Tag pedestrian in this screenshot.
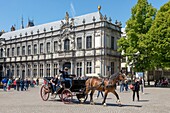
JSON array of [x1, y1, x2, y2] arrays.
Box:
[[13, 78, 17, 90], [96, 91, 104, 99], [36, 77, 39, 86], [125, 80, 128, 91], [7, 78, 12, 91], [1, 77, 8, 91], [25, 78, 29, 90], [20, 78, 25, 91], [132, 78, 140, 101], [120, 80, 125, 92], [16, 78, 20, 91]]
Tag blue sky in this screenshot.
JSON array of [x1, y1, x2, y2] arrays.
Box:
[[0, 0, 169, 32]]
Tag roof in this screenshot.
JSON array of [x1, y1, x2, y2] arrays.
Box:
[[0, 12, 102, 40]]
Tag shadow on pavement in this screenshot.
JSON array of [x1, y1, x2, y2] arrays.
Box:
[[138, 100, 149, 102]]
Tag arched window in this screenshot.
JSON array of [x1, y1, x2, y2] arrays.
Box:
[[64, 39, 70, 50]]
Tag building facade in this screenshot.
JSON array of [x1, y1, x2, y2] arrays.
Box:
[[0, 10, 122, 79]]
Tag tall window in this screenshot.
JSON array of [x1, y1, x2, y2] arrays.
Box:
[[77, 37, 82, 49], [34, 44, 37, 55], [40, 64, 43, 78], [54, 41, 58, 52], [12, 48, 14, 56], [11, 66, 14, 77], [22, 46, 25, 55], [27, 64, 31, 78], [46, 64, 50, 77], [33, 64, 37, 78], [7, 48, 10, 57], [17, 65, 20, 77], [86, 61, 92, 74], [111, 62, 114, 74], [40, 43, 43, 54], [0, 49, 3, 58], [54, 63, 58, 76], [86, 36, 92, 49], [28, 45, 31, 55], [111, 36, 115, 50], [64, 39, 70, 50], [17, 47, 20, 56], [47, 42, 50, 53], [77, 62, 82, 77]]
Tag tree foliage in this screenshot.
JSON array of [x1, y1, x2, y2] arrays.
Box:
[[147, 1, 170, 68], [118, 0, 157, 71]]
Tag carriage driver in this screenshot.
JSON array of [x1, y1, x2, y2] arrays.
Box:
[[50, 75, 61, 94], [59, 67, 72, 88]]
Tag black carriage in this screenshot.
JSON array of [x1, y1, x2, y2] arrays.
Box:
[[40, 77, 88, 104]]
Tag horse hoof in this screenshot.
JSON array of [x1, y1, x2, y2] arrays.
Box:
[[103, 103, 107, 106]]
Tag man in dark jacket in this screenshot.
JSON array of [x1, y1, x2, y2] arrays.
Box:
[[132, 78, 140, 101], [59, 67, 72, 88], [16, 78, 20, 91]]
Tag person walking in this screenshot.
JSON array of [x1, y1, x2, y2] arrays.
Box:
[[7, 78, 12, 91], [20, 78, 25, 91], [96, 91, 104, 99], [1, 77, 8, 91], [16, 78, 20, 91], [119, 80, 125, 92], [36, 78, 39, 86], [132, 78, 140, 101], [13, 78, 17, 90], [25, 78, 29, 90]]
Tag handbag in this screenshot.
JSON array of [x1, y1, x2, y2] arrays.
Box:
[[130, 84, 134, 90]]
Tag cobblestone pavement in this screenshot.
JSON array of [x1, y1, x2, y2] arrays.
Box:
[[0, 86, 170, 113]]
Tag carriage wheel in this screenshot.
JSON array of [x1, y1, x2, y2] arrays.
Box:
[[40, 85, 50, 101], [61, 89, 73, 104]]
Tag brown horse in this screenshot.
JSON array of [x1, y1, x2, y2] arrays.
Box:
[[85, 72, 126, 106]]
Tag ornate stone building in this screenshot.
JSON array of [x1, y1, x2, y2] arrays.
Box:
[[0, 10, 122, 79]]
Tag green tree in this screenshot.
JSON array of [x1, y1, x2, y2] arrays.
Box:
[[118, 0, 157, 71], [147, 1, 170, 69]]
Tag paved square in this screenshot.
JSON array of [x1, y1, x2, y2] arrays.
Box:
[[0, 86, 170, 113]]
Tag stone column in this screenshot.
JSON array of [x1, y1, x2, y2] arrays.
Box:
[[43, 61, 46, 77], [37, 62, 40, 78], [50, 61, 53, 77], [70, 60, 74, 74]]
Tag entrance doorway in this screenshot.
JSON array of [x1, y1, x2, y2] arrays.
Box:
[[22, 70, 25, 79]]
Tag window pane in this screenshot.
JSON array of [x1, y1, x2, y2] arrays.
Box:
[[22, 46, 25, 55], [34, 45, 37, 55], [17, 47, 20, 56], [54, 41, 58, 52], [64, 39, 70, 50], [86, 36, 92, 49], [47, 42, 50, 53], [40, 43, 43, 53], [77, 37, 82, 49], [111, 37, 114, 50]]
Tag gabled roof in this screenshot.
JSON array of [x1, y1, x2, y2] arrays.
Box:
[[1, 12, 102, 40]]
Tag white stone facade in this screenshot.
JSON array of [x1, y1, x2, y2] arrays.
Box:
[[0, 11, 121, 79]]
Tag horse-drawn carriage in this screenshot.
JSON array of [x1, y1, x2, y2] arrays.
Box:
[[40, 72, 126, 106], [40, 76, 88, 104]]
